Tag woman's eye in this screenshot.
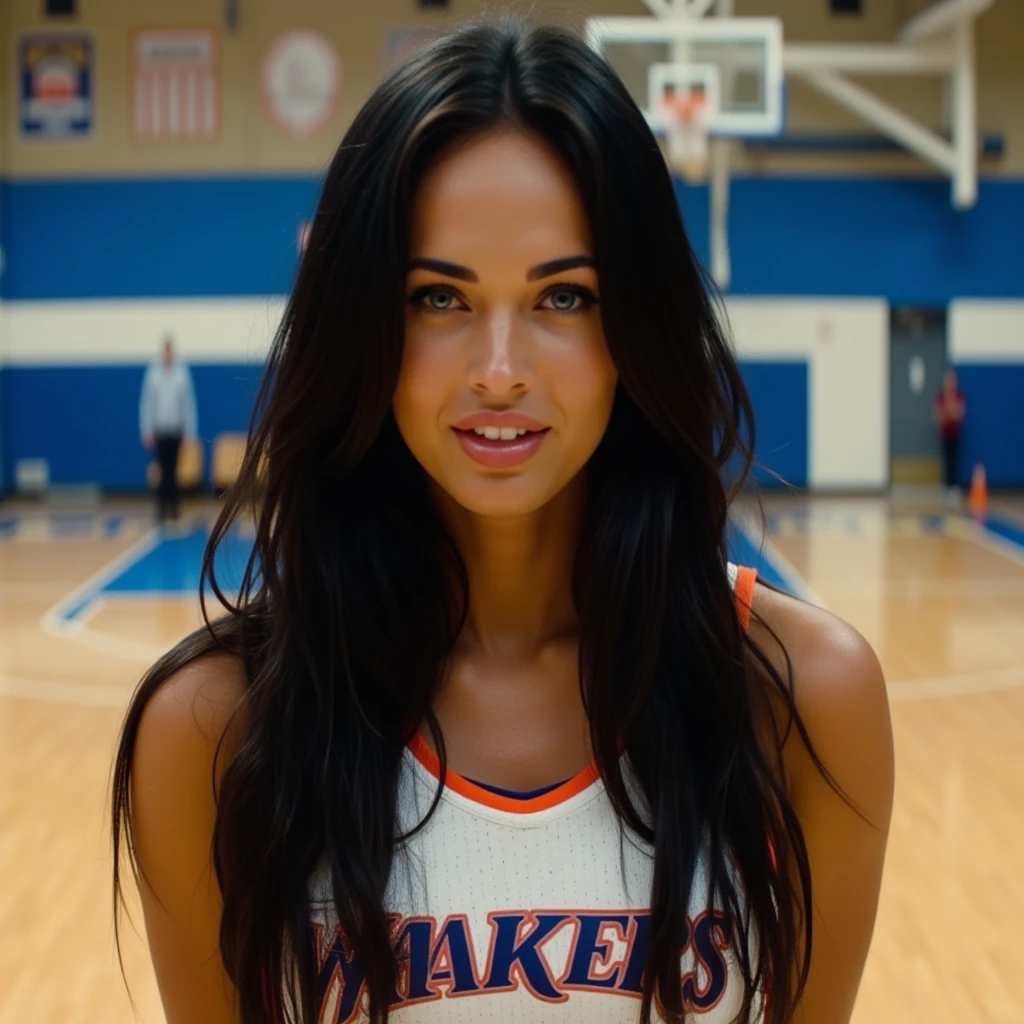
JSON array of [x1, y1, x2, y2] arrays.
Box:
[[427, 290, 457, 311], [412, 287, 465, 312], [540, 287, 598, 314]]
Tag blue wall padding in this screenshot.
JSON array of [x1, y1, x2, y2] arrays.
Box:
[[2, 360, 808, 491], [3, 175, 1023, 303], [4, 363, 264, 490], [4, 173, 1024, 490], [0, 367, 5, 491], [954, 364, 1024, 487], [6, 176, 323, 300], [676, 176, 1024, 305], [737, 361, 809, 489]]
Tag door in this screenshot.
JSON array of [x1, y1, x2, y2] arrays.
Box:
[[890, 308, 947, 485]]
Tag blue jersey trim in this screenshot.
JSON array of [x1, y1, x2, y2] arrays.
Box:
[[466, 777, 569, 801]]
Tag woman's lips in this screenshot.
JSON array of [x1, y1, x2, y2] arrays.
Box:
[[453, 411, 548, 433], [452, 427, 549, 468]]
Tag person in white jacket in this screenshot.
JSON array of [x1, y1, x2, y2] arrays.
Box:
[[139, 336, 198, 520]]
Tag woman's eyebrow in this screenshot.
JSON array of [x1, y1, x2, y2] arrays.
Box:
[[527, 255, 595, 281], [407, 254, 596, 283], [407, 257, 478, 282]]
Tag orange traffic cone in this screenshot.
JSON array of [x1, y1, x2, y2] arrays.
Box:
[[969, 462, 988, 520]]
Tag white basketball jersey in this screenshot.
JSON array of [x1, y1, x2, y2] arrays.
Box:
[[308, 567, 762, 1023]]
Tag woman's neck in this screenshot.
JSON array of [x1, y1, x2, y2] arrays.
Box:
[[432, 474, 585, 658]]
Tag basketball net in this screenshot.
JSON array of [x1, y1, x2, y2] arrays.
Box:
[[662, 91, 710, 184]]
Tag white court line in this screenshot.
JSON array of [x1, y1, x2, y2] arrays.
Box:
[[44, 595, 178, 662], [811, 578, 1024, 599], [889, 665, 1024, 702], [0, 673, 132, 708], [40, 526, 162, 637], [62, 602, 170, 662], [4, 663, 1019, 709], [947, 515, 1024, 571], [98, 589, 209, 603], [64, 626, 168, 662]]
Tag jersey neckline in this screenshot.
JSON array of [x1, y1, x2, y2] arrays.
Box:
[[406, 564, 756, 817], [405, 732, 602, 815]]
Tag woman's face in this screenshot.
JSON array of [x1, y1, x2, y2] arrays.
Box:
[[393, 130, 618, 518]]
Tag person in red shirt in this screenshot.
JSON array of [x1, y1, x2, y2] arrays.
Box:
[[935, 368, 966, 491]]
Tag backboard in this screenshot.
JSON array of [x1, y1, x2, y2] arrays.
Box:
[[586, 16, 785, 138]]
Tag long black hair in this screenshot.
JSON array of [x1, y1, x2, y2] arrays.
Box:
[[114, 17, 823, 1023]]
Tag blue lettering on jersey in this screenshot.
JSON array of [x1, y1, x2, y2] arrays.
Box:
[[482, 912, 571, 1001], [313, 908, 736, 1022], [428, 915, 482, 995], [618, 911, 651, 995], [312, 922, 367, 1024], [394, 917, 434, 1003], [682, 911, 733, 1012], [562, 913, 633, 990]]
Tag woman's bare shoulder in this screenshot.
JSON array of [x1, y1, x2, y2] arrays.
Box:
[[746, 581, 893, 814], [136, 650, 248, 757], [131, 650, 249, 875], [748, 582, 886, 723]]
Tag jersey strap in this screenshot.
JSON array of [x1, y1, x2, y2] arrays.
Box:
[[733, 565, 758, 633]]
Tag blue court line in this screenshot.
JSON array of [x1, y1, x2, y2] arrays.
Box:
[[49, 514, 802, 626], [980, 514, 1024, 558], [56, 523, 253, 625]]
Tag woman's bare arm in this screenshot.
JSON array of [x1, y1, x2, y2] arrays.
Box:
[[131, 653, 247, 1023], [752, 586, 895, 1023]]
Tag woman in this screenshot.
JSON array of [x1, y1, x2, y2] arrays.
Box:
[[112, 18, 893, 1024]]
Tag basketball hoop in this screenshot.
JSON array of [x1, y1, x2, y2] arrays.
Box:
[[662, 88, 710, 183]]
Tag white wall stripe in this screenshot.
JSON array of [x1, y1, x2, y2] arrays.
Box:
[[728, 297, 890, 489], [1, 295, 898, 490], [950, 300, 1024, 363], [3, 298, 285, 365]]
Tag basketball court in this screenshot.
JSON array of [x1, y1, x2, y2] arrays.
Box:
[[2, 0, 1023, 1020], [2, 494, 1023, 1022]]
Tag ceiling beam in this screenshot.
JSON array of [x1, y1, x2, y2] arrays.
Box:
[[901, 0, 994, 42], [799, 70, 957, 176], [785, 43, 954, 75]]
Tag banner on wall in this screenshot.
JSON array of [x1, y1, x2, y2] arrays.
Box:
[[261, 30, 341, 138], [133, 29, 218, 143], [384, 27, 443, 73], [18, 33, 95, 140]]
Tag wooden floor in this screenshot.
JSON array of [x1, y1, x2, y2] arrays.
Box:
[[2, 494, 1023, 1023]]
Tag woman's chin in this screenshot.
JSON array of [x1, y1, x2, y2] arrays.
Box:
[[434, 473, 561, 520]]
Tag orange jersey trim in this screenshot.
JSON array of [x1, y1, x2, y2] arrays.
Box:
[[406, 732, 602, 815], [407, 566, 757, 813], [734, 566, 757, 633]]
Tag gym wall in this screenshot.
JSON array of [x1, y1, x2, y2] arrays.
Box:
[[0, 0, 1021, 492]]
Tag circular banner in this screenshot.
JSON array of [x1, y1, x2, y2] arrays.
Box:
[[262, 30, 340, 137]]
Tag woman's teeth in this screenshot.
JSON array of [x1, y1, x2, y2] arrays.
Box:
[[472, 427, 529, 441]]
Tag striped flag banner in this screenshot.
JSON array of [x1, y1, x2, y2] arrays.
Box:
[[133, 29, 218, 143]]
